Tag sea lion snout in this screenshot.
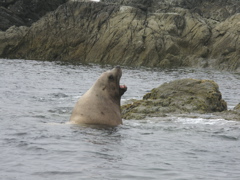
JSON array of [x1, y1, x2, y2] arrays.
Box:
[[113, 66, 122, 73], [110, 66, 122, 80]]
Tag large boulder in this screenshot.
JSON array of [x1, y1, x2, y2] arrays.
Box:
[[121, 79, 227, 120]]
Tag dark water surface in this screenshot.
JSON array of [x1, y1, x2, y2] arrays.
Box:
[[1, 59, 240, 180]]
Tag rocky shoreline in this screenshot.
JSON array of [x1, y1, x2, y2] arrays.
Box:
[[0, 0, 239, 72]]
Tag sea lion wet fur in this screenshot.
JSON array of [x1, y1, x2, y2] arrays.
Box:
[[70, 66, 127, 126]]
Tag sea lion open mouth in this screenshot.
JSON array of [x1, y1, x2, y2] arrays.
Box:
[[114, 66, 127, 96], [119, 84, 127, 96]]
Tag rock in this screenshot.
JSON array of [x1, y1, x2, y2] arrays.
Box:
[[0, 1, 209, 65], [0, 0, 67, 31], [102, 0, 240, 22], [208, 14, 240, 72], [121, 78, 227, 120], [0, 0, 240, 72], [218, 103, 240, 121], [0, 25, 28, 56], [233, 103, 240, 112], [213, 110, 240, 121]]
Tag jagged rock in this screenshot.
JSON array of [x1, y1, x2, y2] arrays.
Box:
[[208, 14, 240, 72], [0, 1, 210, 65], [102, 0, 240, 22], [0, 0, 67, 31], [0, 25, 28, 56], [121, 79, 227, 120], [0, 0, 239, 72]]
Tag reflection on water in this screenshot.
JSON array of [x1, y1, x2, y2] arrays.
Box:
[[0, 59, 240, 180]]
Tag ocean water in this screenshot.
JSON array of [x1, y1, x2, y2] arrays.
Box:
[[0, 59, 240, 180]]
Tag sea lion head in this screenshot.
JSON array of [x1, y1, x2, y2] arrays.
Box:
[[95, 66, 127, 100]]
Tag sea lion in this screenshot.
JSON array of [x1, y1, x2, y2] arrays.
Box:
[[70, 66, 127, 126]]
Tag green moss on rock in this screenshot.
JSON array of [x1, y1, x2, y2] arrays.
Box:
[[121, 78, 227, 120]]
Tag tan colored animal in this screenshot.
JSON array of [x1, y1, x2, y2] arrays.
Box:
[[70, 66, 127, 126]]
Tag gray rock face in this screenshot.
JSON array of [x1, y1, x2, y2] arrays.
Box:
[[121, 79, 227, 120], [0, 0, 67, 31], [0, 0, 240, 72], [0, 25, 28, 56]]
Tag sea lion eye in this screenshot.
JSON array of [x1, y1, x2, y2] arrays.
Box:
[[108, 75, 114, 81]]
